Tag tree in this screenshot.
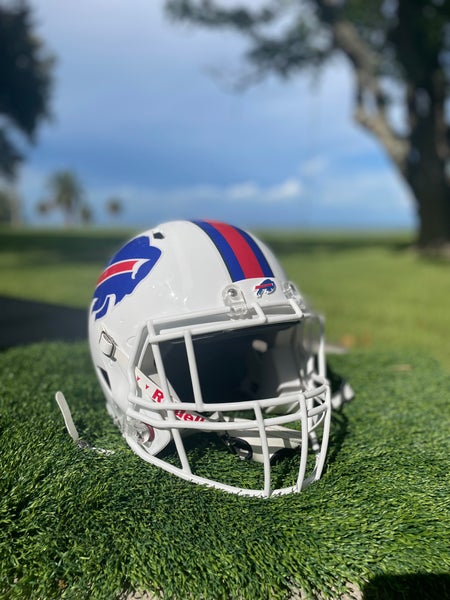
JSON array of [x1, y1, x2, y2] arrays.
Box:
[[80, 203, 93, 225], [0, 0, 53, 179], [38, 170, 86, 226], [0, 184, 20, 224], [105, 196, 123, 220], [166, 0, 450, 254], [0, 187, 12, 223]]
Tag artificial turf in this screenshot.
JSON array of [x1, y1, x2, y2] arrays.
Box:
[[0, 342, 449, 599]]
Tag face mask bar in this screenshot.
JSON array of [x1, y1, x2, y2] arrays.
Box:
[[123, 300, 331, 498]]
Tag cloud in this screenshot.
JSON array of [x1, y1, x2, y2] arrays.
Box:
[[266, 178, 303, 200], [300, 155, 329, 177], [22, 1, 415, 232], [320, 169, 411, 212], [227, 182, 259, 200], [226, 178, 303, 203], [20, 157, 414, 230]]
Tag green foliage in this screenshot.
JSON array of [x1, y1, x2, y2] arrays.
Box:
[[166, 0, 450, 81], [39, 171, 87, 227], [0, 0, 54, 177], [0, 343, 449, 599], [165, 1, 450, 249]]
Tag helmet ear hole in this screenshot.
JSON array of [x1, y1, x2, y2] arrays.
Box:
[[139, 345, 156, 376]]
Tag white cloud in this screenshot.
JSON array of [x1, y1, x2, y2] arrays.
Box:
[[300, 155, 329, 177], [320, 169, 412, 212], [22, 1, 415, 231], [225, 177, 303, 203], [227, 181, 259, 200], [266, 178, 303, 200]]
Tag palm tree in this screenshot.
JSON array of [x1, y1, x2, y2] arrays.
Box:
[[105, 196, 123, 220], [0, 185, 20, 224], [80, 203, 93, 225], [40, 169, 85, 226]]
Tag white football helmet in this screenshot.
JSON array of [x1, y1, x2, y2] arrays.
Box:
[[88, 220, 333, 497]]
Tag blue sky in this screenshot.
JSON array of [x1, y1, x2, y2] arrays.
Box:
[[19, 0, 415, 230]]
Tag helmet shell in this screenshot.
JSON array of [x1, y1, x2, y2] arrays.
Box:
[[88, 220, 331, 497]]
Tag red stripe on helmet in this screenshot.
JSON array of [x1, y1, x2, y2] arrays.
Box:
[[206, 220, 266, 280]]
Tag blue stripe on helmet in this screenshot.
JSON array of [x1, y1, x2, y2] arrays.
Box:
[[192, 220, 245, 281]]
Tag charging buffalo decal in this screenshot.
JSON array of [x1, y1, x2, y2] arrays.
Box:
[[92, 236, 162, 320]]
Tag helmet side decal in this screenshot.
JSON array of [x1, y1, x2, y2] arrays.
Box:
[[192, 219, 274, 282], [92, 236, 162, 320]]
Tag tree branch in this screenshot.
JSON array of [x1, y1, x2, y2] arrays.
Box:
[[165, 0, 278, 32], [331, 18, 409, 173]]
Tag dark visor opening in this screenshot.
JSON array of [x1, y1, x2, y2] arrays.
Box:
[[159, 322, 297, 405]]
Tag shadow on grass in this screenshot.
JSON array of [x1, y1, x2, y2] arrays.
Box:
[[0, 296, 86, 349], [363, 573, 450, 600], [326, 409, 349, 469]]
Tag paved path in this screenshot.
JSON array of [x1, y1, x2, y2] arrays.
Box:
[[0, 296, 87, 349]]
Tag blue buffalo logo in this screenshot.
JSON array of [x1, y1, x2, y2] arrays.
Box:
[[92, 236, 162, 320], [254, 278, 276, 297]]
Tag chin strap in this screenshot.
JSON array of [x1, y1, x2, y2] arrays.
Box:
[[55, 391, 80, 443], [55, 391, 114, 455]]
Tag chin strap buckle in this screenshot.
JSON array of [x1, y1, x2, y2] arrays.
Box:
[[221, 433, 253, 461], [55, 391, 114, 455]]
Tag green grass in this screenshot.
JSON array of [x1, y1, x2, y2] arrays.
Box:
[[0, 228, 133, 307], [262, 231, 450, 371], [0, 226, 449, 370], [0, 343, 449, 599], [0, 227, 449, 598]]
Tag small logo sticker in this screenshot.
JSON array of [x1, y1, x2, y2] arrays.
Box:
[[254, 278, 276, 297]]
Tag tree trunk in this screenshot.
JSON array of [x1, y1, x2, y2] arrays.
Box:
[[409, 166, 450, 251], [395, 0, 450, 254], [335, 8, 450, 255], [406, 76, 450, 252]]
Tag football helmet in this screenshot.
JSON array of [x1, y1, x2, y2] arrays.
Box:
[[88, 219, 333, 497]]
